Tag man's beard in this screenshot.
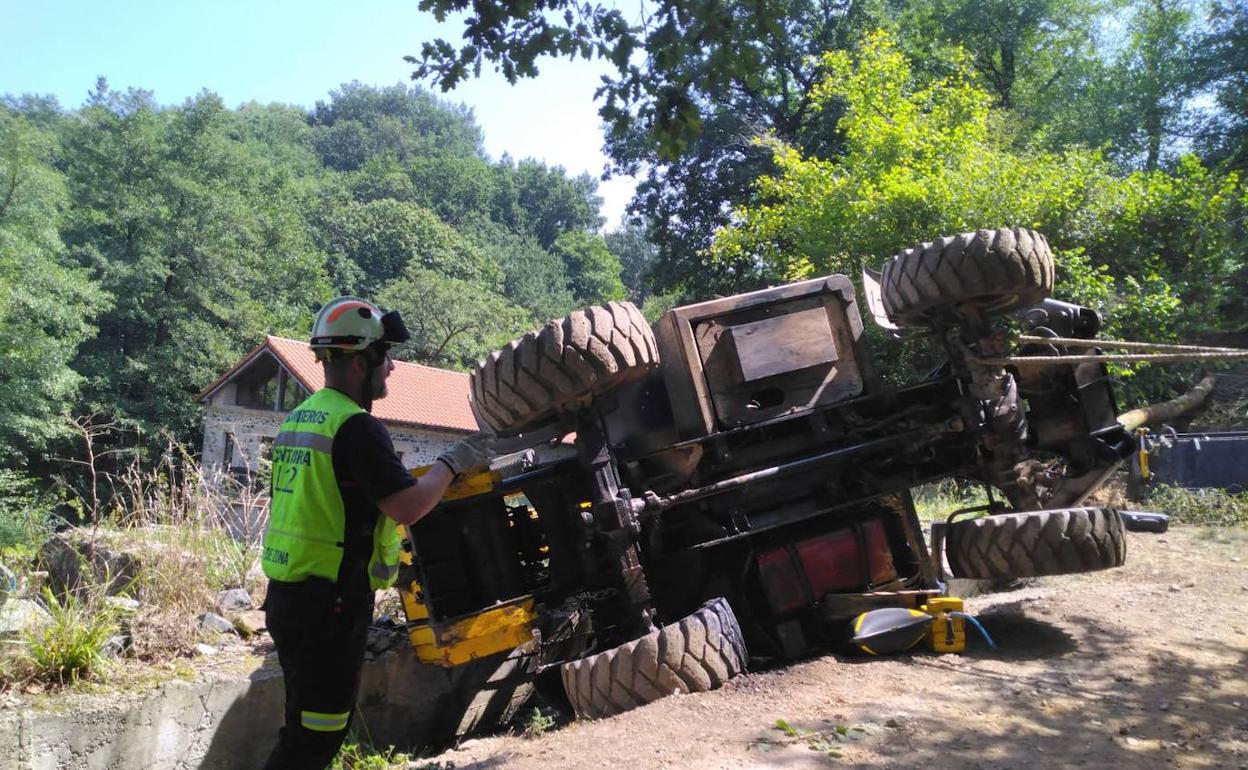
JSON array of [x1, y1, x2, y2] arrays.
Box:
[[371, 378, 388, 400]]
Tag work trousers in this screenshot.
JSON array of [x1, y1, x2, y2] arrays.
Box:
[[262, 578, 373, 770]]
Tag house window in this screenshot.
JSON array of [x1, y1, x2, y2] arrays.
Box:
[[222, 432, 237, 469]]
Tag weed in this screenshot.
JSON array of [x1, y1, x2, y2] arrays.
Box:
[[522, 705, 557, 738], [330, 739, 410, 770], [754, 718, 871, 758], [1148, 485, 1248, 527], [23, 586, 118, 686], [912, 480, 990, 522]]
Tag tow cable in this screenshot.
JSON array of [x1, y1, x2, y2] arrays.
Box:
[[969, 336, 1248, 367]]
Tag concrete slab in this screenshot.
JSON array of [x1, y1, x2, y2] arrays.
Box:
[[0, 641, 513, 769]]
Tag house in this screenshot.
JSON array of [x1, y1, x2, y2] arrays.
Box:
[[196, 336, 477, 475]]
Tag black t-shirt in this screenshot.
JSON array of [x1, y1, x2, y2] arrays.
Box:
[[331, 409, 416, 592]]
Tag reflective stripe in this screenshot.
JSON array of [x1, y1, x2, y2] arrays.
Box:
[[273, 431, 335, 453], [370, 561, 398, 581], [300, 710, 350, 732]]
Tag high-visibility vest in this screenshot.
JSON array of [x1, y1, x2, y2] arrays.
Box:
[[261, 388, 402, 590]]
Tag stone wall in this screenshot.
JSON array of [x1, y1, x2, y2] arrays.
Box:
[[200, 405, 464, 474]]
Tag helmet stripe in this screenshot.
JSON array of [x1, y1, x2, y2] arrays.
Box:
[[326, 301, 374, 323]]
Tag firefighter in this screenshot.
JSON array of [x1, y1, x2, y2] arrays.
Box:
[[260, 296, 493, 769]]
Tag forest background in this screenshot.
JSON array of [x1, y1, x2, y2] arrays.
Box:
[[1, 0, 1246, 522]]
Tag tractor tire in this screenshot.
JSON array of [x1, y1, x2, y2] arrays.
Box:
[[946, 507, 1126, 580], [880, 227, 1055, 327], [560, 598, 747, 720], [437, 641, 538, 741], [470, 301, 659, 435]]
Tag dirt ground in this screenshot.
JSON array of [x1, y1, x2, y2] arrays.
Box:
[[424, 526, 1248, 770]]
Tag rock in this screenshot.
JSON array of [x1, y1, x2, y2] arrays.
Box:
[[886, 718, 901, 728], [37, 533, 140, 598], [0, 598, 52, 637], [1160, 702, 1171, 712], [1168, 585, 1181, 593], [198, 611, 237, 637], [217, 588, 253, 612], [105, 596, 140, 614], [366, 625, 399, 654], [1119, 725, 1130, 735], [232, 610, 267, 638], [100, 634, 130, 659], [193, 643, 217, 656]]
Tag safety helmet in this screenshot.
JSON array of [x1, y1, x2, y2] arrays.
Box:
[[309, 296, 410, 355]]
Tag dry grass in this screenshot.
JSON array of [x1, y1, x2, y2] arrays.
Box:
[[2, 440, 269, 688], [102, 445, 268, 659]]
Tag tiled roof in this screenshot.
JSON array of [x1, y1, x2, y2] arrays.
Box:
[[198, 336, 477, 433]]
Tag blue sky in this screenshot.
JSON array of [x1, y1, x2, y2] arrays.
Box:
[[0, 0, 636, 227]]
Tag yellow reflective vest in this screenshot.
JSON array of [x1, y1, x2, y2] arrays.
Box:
[[261, 388, 401, 590]]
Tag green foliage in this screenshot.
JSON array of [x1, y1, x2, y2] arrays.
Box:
[[379, 265, 530, 370], [329, 739, 409, 770], [0, 469, 53, 554], [522, 705, 557, 738], [712, 29, 1246, 401], [320, 198, 502, 296], [550, 231, 626, 305], [1198, 0, 1248, 170], [24, 587, 118, 686], [59, 85, 330, 440], [912, 480, 990, 522], [464, 217, 576, 321], [1148, 484, 1248, 527], [606, 222, 659, 303], [0, 111, 105, 464]]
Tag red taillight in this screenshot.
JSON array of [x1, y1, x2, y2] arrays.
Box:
[[756, 519, 898, 615]]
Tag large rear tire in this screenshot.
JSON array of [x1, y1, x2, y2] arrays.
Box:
[[560, 598, 747, 720], [434, 641, 538, 741], [470, 301, 659, 435], [881, 228, 1055, 327], [946, 507, 1126, 580]]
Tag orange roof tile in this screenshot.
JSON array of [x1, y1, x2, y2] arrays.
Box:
[[199, 336, 477, 433]]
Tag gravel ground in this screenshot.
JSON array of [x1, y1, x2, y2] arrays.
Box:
[[421, 526, 1248, 770]]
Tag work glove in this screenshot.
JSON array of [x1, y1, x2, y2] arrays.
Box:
[[436, 433, 496, 476]]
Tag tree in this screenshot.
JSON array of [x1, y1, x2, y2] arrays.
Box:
[[1196, 0, 1248, 170], [1112, 0, 1204, 171], [550, 230, 626, 304], [310, 82, 484, 169], [711, 30, 1245, 399], [410, 0, 874, 160], [60, 85, 330, 440], [463, 217, 576, 321], [378, 265, 529, 370], [897, 0, 1104, 110], [410, 0, 883, 298], [509, 159, 603, 248], [0, 110, 104, 465], [316, 198, 502, 296], [605, 222, 658, 303]]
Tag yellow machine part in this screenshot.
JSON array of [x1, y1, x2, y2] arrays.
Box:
[[409, 464, 501, 501], [922, 596, 966, 654], [401, 587, 536, 667], [1137, 427, 1151, 480], [396, 464, 534, 667]]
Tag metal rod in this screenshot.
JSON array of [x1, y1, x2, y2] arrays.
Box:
[[1018, 335, 1248, 353], [648, 429, 930, 511]]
